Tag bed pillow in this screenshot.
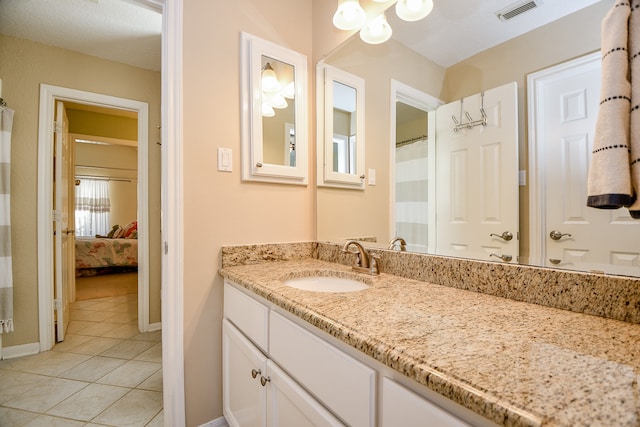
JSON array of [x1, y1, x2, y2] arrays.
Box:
[[123, 221, 138, 238], [107, 224, 120, 238]]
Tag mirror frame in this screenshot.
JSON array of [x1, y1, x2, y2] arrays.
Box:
[[240, 32, 308, 185], [316, 61, 366, 189]]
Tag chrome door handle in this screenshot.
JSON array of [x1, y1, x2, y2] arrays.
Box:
[[549, 230, 572, 241], [490, 231, 513, 241], [490, 253, 512, 262]]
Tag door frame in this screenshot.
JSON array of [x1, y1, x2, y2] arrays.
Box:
[[389, 80, 442, 249], [37, 85, 151, 350], [527, 51, 600, 266]]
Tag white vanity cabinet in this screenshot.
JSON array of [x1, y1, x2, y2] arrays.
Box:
[[223, 283, 344, 427], [381, 377, 471, 427]]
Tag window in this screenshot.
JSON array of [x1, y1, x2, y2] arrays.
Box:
[[75, 178, 110, 237]]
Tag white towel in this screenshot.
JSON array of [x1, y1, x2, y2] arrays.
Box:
[[628, 0, 640, 218], [587, 1, 633, 209]]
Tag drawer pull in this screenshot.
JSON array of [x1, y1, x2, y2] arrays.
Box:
[[251, 369, 261, 379], [260, 376, 271, 387]]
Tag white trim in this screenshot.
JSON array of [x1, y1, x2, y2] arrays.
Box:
[[389, 80, 443, 247], [37, 85, 151, 350], [148, 321, 162, 332], [526, 52, 601, 267], [198, 416, 230, 427], [161, 0, 186, 424], [1, 342, 40, 360]]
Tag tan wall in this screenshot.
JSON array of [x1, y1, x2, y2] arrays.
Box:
[[182, 0, 316, 424], [318, 37, 446, 243], [442, 0, 608, 261], [66, 108, 138, 141], [0, 33, 162, 346]]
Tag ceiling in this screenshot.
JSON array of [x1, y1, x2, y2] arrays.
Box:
[[388, 0, 603, 67], [0, 0, 603, 73], [0, 0, 162, 71]]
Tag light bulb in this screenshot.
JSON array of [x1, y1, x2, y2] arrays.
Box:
[[261, 64, 280, 93], [333, 0, 366, 30], [270, 93, 288, 109], [360, 13, 392, 45], [262, 103, 275, 117], [395, 0, 433, 22]]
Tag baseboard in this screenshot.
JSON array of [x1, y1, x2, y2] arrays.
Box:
[[148, 321, 162, 332], [1, 342, 40, 360], [198, 416, 229, 427]]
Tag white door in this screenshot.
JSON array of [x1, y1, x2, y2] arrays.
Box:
[[266, 360, 343, 427], [535, 55, 640, 275], [435, 82, 519, 262], [223, 319, 267, 427], [54, 101, 72, 342]]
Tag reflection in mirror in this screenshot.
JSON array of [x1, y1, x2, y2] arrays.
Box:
[[240, 32, 308, 185], [332, 81, 357, 174], [261, 56, 296, 167], [316, 1, 640, 277], [317, 62, 365, 189]]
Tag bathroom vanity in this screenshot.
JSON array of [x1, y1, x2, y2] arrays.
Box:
[[219, 242, 640, 427]]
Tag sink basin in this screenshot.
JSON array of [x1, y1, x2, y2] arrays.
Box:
[[283, 275, 369, 293]]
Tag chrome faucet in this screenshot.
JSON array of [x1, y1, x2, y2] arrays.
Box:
[[342, 240, 380, 275], [388, 237, 407, 251]]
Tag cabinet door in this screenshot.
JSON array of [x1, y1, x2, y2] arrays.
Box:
[[381, 377, 471, 427], [223, 319, 267, 427], [266, 360, 344, 427]]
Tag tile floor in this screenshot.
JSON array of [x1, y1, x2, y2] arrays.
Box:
[[0, 293, 163, 426]]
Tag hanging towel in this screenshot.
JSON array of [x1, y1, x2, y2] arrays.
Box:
[[587, 1, 634, 209], [628, 0, 640, 218], [0, 106, 14, 333]]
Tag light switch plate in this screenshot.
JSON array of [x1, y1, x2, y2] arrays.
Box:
[[218, 148, 232, 172], [368, 169, 376, 186]]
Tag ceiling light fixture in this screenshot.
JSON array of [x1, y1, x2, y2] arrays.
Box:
[[395, 0, 433, 22], [333, 0, 367, 30], [332, 0, 434, 44], [359, 13, 392, 44]]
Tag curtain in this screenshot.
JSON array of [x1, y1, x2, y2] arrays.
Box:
[[0, 106, 14, 334], [75, 178, 111, 237], [395, 139, 429, 253]]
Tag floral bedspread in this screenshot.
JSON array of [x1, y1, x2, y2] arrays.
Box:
[[75, 237, 138, 269]]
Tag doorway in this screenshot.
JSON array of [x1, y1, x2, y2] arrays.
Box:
[[37, 85, 152, 351]]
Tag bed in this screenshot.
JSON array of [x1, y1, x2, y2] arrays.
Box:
[[75, 237, 138, 277]]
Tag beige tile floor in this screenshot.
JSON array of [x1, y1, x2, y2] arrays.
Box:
[[0, 293, 163, 426]]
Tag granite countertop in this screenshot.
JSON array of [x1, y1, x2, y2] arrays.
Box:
[[219, 258, 640, 427]]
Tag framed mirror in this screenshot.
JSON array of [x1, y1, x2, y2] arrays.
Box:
[[240, 32, 308, 185], [316, 62, 365, 189]]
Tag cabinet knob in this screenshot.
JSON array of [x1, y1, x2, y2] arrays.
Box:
[[260, 376, 271, 387], [251, 369, 261, 379]]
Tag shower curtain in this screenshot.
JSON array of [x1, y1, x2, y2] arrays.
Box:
[[0, 105, 14, 333], [395, 139, 429, 253]]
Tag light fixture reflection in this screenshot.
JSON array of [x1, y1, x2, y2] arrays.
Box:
[[333, 0, 366, 30], [283, 81, 295, 99], [261, 103, 275, 117], [360, 13, 392, 44], [395, 0, 433, 22], [261, 63, 280, 93]]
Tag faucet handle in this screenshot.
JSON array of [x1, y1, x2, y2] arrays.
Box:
[[369, 255, 380, 275]]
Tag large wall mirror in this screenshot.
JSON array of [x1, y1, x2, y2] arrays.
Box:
[[241, 32, 308, 185], [316, 0, 640, 278]]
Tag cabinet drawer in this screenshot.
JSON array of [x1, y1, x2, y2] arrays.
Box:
[[224, 281, 269, 351], [269, 311, 375, 427], [382, 377, 471, 427]]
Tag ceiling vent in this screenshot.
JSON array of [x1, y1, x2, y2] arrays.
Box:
[[496, 0, 542, 22]]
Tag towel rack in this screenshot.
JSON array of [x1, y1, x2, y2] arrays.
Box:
[[452, 92, 487, 133]]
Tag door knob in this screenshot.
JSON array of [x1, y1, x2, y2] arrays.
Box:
[[490, 253, 512, 262], [251, 369, 261, 379], [549, 230, 571, 241], [489, 231, 513, 241]]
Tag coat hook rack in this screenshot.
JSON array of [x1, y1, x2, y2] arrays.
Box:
[[452, 92, 487, 133]]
